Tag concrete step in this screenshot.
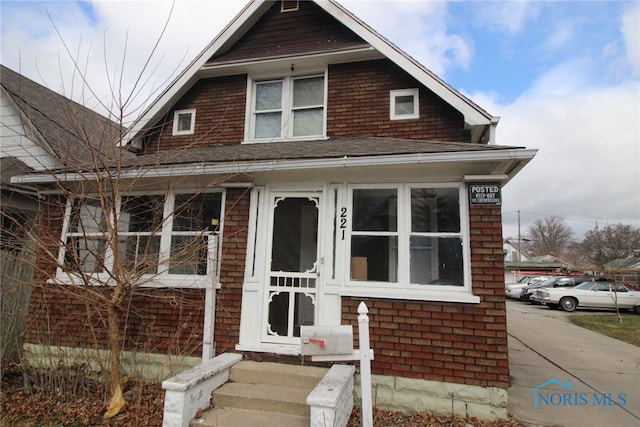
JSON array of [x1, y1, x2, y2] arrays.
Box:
[[192, 407, 309, 427], [212, 382, 310, 416], [229, 360, 328, 390], [190, 361, 330, 427]]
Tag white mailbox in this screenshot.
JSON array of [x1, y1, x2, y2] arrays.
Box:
[[300, 325, 354, 356]]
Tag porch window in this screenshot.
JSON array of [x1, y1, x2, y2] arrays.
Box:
[[60, 191, 223, 285], [251, 74, 325, 141], [117, 195, 164, 274], [169, 193, 222, 275], [348, 185, 465, 289], [64, 197, 108, 274]]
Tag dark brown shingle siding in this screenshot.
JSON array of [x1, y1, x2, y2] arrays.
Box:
[[208, 1, 369, 64]]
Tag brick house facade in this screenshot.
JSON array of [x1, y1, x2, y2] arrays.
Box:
[[16, 0, 535, 417]]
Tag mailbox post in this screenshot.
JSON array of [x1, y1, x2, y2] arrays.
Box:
[[301, 302, 374, 427]]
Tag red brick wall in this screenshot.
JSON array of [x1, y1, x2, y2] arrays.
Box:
[[25, 189, 251, 357], [327, 59, 471, 142], [142, 74, 247, 154], [214, 187, 250, 353], [341, 204, 509, 389], [26, 286, 206, 356], [140, 59, 472, 154]]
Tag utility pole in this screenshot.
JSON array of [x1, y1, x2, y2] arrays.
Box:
[[517, 210, 522, 262]]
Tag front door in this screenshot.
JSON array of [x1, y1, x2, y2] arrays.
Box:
[[263, 193, 320, 345]]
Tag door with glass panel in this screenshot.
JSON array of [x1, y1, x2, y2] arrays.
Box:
[[263, 193, 320, 345]]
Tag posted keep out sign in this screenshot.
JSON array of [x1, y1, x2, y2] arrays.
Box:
[[469, 183, 501, 205]]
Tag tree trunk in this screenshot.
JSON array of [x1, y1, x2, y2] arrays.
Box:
[[104, 300, 125, 418]]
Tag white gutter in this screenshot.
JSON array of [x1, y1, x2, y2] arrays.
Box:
[[11, 149, 538, 184]]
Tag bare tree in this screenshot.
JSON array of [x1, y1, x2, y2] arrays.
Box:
[[1, 8, 242, 418], [580, 224, 640, 268], [524, 216, 574, 257]]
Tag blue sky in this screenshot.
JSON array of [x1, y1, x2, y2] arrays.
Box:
[[1, 0, 639, 241], [444, 1, 631, 103]]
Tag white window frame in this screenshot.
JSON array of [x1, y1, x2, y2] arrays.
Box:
[[172, 109, 196, 135], [246, 72, 327, 142], [390, 88, 419, 120], [56, 189, 224, 288], [340, 183, 478, 303]]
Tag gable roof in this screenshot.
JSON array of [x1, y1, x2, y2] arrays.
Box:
[[122, 0, 497, 149], [1, 64, 124, 171]]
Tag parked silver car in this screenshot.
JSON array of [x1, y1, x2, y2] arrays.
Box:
[[538, 282, 640, 313], [526, 275, 612, 303], [505, 275, 549, 299]]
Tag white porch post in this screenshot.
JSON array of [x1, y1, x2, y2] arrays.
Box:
[[202, 234, 218, 360], [358, 301, 373, 427]]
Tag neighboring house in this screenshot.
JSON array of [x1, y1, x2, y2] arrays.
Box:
[[505, 254, 576, 282], [503, 240, 528, 263], [1, 63, 123, 268], [503, 240, 530, 283], [10, 0, 537, 418], [0, 64, 121, 363], [603, 252, 640, 286]]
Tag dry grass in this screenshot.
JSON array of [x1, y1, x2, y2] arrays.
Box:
[[569, 313, 640, 347]]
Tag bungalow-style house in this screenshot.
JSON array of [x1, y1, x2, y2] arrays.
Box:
[[9, 0, 536, 419]]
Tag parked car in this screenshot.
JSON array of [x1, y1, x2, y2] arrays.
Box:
[[505, 275, 549, 299], [538, 282, 640, 313], [521, 275, 610, 303]]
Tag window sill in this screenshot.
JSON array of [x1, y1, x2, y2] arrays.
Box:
[[339, 287, 480, 304], [52, 273, 220, 289], [242, 136, 329, 144]]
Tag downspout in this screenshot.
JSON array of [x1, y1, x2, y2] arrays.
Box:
[[202, 233, 219, 360]]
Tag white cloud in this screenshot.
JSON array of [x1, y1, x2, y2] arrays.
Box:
[[339, 0, 473, 77], [472, 0, 540, 35], [622, 1, 640, 75], [484, 80, 640, 240], [1, 1, 245, 120]]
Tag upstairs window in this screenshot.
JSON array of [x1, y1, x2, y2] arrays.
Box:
[[172, 109, 196, 135], [390, 88, 419, 120], [251, 74, 325, 141]]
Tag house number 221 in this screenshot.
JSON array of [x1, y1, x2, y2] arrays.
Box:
[[340, 207, 347, 240]]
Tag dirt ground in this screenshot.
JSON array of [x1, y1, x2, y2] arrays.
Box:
[[1, 364, 527, 427]]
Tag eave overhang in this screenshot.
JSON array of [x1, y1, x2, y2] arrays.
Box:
[[12, 148, 537, 186]]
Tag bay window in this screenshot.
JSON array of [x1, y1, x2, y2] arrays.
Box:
[[251, 74, 325, 141], [348, 185, 467, 290], [61, 191, 223, 286]]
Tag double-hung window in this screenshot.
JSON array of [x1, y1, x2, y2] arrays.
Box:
[[168, 193, 222, 275], [64, 197, 108, 274], [347, 184, 469, 295], [251, 74, 325, 141], [61, 191, 222, 286], [117, 195, 164, 275]]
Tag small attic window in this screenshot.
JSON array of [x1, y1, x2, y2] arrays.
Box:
[[281, 1, 299, 12], [172, 109, 196, 135], [390, 89, 419, 120]]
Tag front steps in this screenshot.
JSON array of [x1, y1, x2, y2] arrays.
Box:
[[190, 360, 329, 427]]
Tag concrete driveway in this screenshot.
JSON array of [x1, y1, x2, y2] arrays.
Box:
[[506, 299, 640, 427]]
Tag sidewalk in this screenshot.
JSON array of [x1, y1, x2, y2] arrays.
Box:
[[506, 302, 640, 427]]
